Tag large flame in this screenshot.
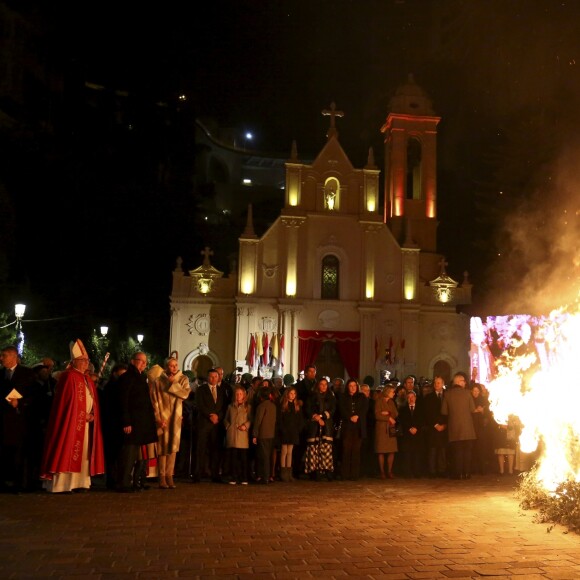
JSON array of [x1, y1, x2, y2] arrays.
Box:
[[473, 308, 580, 492]]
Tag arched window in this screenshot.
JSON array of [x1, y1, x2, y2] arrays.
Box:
[[406, 137, 422, 200], [321, 255, 339, 299]]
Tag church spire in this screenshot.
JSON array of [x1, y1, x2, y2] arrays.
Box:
[[241, 203, 257, 239], [366, 146, 376, 169], [290, 139, 298, 161]]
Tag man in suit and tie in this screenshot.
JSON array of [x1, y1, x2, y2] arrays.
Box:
[[193, 368, 227, 483], [424, 375, 448, 478], [0, 345, 36, 492], [398, 390, 426, 477]]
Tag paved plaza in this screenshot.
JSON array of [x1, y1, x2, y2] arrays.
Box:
[[1, 474, 579, 579]]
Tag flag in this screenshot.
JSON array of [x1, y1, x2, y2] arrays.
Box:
[[246, 334, 256, 368], [262, 332, 270, 367], [271, 333, 279, 362], [256, 332, 263, 357], [374, 336, 379, 362], [279, 334, 285, 369]]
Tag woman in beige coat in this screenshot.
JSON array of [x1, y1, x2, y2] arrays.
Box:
[[150, 357, 191, 488], [374, 385, 399, 479], [224, 387, 252, 484]]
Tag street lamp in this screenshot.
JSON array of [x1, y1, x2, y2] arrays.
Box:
[[137, 333, 144, 346], [100, 326, 109, 337], [14, 304, 26, 357]]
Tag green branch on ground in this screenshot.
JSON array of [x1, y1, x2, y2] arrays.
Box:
[[517, 465, 580, 535]]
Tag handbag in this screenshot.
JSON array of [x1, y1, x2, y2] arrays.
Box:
[[388, 421, 401, 438], [334, 419, 343, 440]]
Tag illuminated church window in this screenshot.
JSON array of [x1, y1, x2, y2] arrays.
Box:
[[321, 255, 339, 299]]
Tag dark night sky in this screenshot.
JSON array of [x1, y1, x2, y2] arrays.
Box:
[[9, 0, 580, 359]]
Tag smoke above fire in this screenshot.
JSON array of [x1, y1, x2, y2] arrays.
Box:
[[472, 145, 580, 491]]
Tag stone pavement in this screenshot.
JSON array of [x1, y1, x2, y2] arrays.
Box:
[[1, 474, 579, 579]]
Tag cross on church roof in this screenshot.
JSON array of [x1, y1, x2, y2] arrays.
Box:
[[438, 257, 448, 275], [322, 101, 344, 139], [201, 246, 214, 267]]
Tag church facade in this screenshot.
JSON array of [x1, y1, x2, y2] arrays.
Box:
[[169, 76, 472, 385]]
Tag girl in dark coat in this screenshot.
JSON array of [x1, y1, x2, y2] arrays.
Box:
[[304, 377, 336, 480], [338, 379, 369, 480], [277, 387, 304, 481]]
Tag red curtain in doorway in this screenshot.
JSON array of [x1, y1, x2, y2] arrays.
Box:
[[298, 330, 360, 378]]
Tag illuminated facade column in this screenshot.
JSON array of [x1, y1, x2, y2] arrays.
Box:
[[285, 163, 303, 207], [234, 306, 247, 362], [281, 217, 305, 297], [169, 305, 181, 358], [289, 308, 299, 375], [363, 154, 380, 213], [362, 223, 381, 299], [401, 247, 420, 302], [279, 309, 291, 371], [279, 306, 301, 377]]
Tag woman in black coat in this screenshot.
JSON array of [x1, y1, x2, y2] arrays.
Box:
[[338, 379, 369, 480], [304, 378, 336, 480]]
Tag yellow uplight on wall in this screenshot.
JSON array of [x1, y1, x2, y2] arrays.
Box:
[[285, 278, 296, 297], [365, 276, 374, 300], [367, 200, 376, 212], [241, 278, 254, 295], [404, 280, 415, 301]]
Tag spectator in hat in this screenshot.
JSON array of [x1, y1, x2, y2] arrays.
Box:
[[282, 374, 295, 392], [40, 339, 105, 493]]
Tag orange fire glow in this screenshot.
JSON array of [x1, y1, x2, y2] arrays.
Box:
[[472, 307, 580, 492]]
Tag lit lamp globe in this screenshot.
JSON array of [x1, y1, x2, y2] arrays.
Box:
[[137, 334, 144, 345], [14, 304, 26, 357], [15, 304, 26, 320], [100, 326, 109, 337]]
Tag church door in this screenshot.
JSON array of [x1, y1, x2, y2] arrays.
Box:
[[191, 355, 214, 381], [314, 341, 345, 381], [433, 360, 451, 386]]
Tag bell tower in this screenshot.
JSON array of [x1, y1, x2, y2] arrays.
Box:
[[382, 74, 440, 252]]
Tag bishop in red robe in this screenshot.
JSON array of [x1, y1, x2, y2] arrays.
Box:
[[40, 339, 105, 493]]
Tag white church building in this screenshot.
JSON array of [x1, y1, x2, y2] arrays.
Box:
[[169, 76, 472, 385]]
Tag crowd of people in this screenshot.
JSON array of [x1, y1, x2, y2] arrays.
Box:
[[0, 344, 531, 494]]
